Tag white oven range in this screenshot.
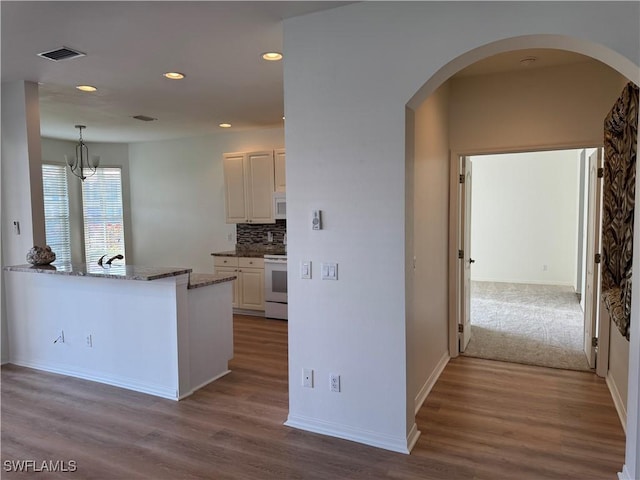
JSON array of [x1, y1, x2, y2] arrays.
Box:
[[264, 254, 287, 320]]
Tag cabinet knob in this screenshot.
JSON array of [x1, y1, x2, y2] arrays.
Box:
[[249, 261, 253, 264]]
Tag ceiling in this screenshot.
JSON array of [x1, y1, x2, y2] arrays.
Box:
[[1, 1, 352, 143], [2, 2, 598, 144]]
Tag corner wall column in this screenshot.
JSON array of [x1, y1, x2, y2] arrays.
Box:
[[1, 80, 45, 363]]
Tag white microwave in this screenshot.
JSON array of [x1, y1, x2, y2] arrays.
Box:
[[273, 192, 286, 219]]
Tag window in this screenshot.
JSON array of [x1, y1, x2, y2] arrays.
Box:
[[42, 164, 71, 264], [82, 168, 126, 264]]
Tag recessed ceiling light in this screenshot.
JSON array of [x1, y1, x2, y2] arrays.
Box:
[[219, 123, 232, 128], [76, 85, 97, 92], [163, 72, 185, 80], [282, 116, 285, 120], [262, 52, 283, 61]]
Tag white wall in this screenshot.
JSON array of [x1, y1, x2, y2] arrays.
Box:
[[284, 0, 639, 456], [609, 321, 630, 425], [470, 150, 581, 286], [449, 62, 628, 153], [406, 82, 450, 423], [128, 128, 283, 273], [40, 138, 132, 264]]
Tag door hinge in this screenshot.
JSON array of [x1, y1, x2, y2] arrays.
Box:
[[592, 337, 598, 348], [458, 324, 464, 333], [459, 174, 465, 184], [595, 253, 601, 264], [597, 167, 604, 178], [458, 250, 464, 259]]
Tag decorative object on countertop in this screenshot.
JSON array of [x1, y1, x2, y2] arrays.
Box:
[[65, 124, 100, 181], [98, 254, 124, 268], [26, 245, 56, 265]]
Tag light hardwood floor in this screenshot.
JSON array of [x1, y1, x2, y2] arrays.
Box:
[[1, 315, 626, 479]]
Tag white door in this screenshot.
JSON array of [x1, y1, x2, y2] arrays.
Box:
[[460, 156, 473, 352], [584, 148, 603, 369]]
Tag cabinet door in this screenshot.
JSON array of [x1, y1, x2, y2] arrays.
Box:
[[223, 153, 248, 223], [215, 266, 239, 308], [238, 267, 264, 310], [274, 149, 286, 193], [246, 151, 275, 224]]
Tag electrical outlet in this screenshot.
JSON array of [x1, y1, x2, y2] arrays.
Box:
[[86, 334, 93, 348], [302, 368, 314, 388], [330, 373, 341, 392]]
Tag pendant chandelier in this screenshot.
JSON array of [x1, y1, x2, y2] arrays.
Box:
[[65, 125, 99, 181]]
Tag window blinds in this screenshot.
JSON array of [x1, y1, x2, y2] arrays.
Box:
[[42, 164, 71, 264], [82, 167, 126, 264]]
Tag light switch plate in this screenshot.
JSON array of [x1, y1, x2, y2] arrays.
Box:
[[321, 262, 338, 280], [301, 261, 312, 279]]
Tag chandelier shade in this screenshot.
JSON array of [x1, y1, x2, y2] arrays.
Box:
[[66, 125, 99, 181]]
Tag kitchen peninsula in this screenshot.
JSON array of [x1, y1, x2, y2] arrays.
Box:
[[3, 263, 236, 400]]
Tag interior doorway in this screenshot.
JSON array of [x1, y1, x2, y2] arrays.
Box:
[[457, 148, 603, 372]]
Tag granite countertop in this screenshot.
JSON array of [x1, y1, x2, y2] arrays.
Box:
[[4, 263, 192, 281], [211, 247, 286, 258], [187, 273, 237, 289], [211, 247, 287, 258]]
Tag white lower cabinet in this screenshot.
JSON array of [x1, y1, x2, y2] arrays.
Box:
[[214, 256, 264, 311]]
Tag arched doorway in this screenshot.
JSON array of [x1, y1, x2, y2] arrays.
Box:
[[406, 34, 638, 477]]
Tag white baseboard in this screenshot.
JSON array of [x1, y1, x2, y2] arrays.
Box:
[[606, 373, 627, 433], [415, 352, 450, 415], [177, 369, 231, 400], [233, 308, 265, 317], [618, 465, 633, 480], [406, 422, 421, 452], [285, 414, 412, 454], [9, 359, 179, 400], [470, 278, 574, 287]]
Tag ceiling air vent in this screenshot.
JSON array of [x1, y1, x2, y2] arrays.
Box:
[[132, 115, 157, 122], [37, 46, 86, 62]]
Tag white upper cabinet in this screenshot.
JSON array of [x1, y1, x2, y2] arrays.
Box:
[[223, 151, 275, 224], [274, 149, 286, 193], [223, 152, 248, 223], [246, 151, 275, 224]]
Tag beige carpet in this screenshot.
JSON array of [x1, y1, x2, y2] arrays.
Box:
[[462, 281, 591, 371]]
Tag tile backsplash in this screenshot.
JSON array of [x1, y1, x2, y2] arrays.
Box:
[[236, 220, 286, 247]]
